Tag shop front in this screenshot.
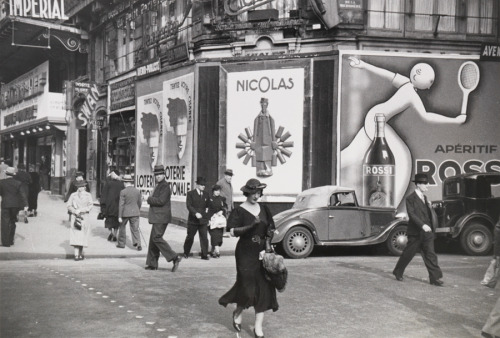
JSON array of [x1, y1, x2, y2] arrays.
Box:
[[0, 61, 67, 194]]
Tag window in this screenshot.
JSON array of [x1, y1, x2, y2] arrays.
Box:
[[467, 0, 494, 34], [368, 0, 402, 30], [414, 0, 456, 32], [331, 192, 356, 206]]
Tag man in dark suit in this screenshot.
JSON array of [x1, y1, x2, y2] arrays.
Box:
[[15, 163, 31, 199], [0, 167, 28, 247], [145, 165, 182, 272], [393, 173, 444, 286], [183, 176, 210, 260], [100, 169, 124, 242]]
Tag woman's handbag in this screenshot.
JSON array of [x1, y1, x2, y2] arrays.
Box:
[[481, 258, 500, 288], [73, 215, 83, 231], [262, 252, 288, 292], [209, 213, 227, 229]]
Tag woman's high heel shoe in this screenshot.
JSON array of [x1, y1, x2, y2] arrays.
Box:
[[254, 329, 264, 338], [232, 310, 241, 332]]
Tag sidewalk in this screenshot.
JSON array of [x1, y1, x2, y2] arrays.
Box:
[[0, 191, 237, 260]]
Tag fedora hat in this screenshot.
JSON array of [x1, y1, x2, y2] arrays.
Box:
[[241, 178, 267, 194], [196, 176, 207, 185], [413, 173, 429, 184], [153, 165, 165, 175], [224, 169, 234, 176], [122, 174, 134, 182], [5, 167, 16, 176], [74, 180, 87, 188]]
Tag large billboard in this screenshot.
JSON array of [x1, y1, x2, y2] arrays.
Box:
[[338, 51, 500, 211], [136, 73, 194, 202], [226, 68, 304, 199]]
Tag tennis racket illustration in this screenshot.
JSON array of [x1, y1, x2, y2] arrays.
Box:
[[457, 61, 480, 115]]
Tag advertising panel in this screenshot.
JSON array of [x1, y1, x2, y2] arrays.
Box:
[[338, 51, 500, 212], [135, 73, 194, 203], [226, 68, 304, 199]]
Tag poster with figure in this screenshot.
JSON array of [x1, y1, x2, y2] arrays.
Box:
[[162, 73, 194, 201], [136, 91, 163, 202], [226, 68, 304, 198], [338, 51, 500, 212]]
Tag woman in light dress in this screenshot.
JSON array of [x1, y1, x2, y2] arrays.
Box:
[[67, 180, 93, 261]]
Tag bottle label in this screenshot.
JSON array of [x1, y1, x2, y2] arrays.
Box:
[[363, 164, 395, 207]]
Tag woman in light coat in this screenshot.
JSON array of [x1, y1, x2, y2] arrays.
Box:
[[67, 180, 93, 261]]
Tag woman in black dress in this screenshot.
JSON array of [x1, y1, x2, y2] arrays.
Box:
[[28, 164, 41, 216], [219, 178, 277, 338], [207, 184, 227, 258]]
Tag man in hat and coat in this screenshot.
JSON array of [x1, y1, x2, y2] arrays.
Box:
[[100, 169, 124, 242], [117, 174, 142, 250], [15, 163, 31, 200], [393, 173, 444, 286], [0, 167, 28, 247], [183, 176, 210, 260], [145, 164, 182, 271], [216, 169, 234, 214]]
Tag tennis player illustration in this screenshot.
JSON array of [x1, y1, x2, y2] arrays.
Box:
[[341, 56, 479, 209]]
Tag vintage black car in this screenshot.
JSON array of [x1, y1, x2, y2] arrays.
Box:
[[271, 186, 408, 259], [432, 172, 500, 255]]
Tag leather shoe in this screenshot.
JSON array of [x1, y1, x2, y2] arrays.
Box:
[[145, 266, 158, 270], [107, 233, 113, 241], [430, 279, 444, 286], [183, 253, 189, 259], [171, 255, 182, 272], [137, 246, 142, 251], [116, 245, 125, 248], [232, 310, 241, 332], [201, 256, 210, 260], [254, 329, 264, 338], [393, 272, 403, 281]]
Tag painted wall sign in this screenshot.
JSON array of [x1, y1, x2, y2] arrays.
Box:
[[481, 44, 500, 61], [226, 68, 304, 198], [4, 105, 37, 126], [9, 0, 68, 20], [338, 51, 500, 212], [110, 77, 135, 111], [213, 18, 303, 31], [137, 59, 161, 78]]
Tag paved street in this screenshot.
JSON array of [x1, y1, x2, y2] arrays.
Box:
[[0, 192, 499, 337]]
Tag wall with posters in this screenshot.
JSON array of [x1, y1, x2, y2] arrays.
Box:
[[136, 70, 194, 219], [337, 51, 500, 212]]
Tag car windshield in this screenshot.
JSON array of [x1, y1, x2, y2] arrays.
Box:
[[465, 176, 500, 198]]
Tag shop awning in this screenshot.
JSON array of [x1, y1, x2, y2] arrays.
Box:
[[0, 116, 67, 138]]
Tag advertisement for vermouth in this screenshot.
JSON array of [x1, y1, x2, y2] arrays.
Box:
[[136, 73, 194, 202], [338, 51, 500, 212], [226, 68, 304, 199]]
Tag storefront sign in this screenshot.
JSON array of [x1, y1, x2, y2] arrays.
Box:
[[136, 73, 194, 202], [0, 61, 48, 109], [110, 77, 135, 111], [481, 44, 500, 61], [338, 0, 363, 25], [72, 81, 101, 129], [164, 44, 189, 65], [226, 68, 304, 197], [4, 105, 37, 127], [213, 19, 303, 32], [338, 51, 500, 212], [9, 0, 68, 20], [137, 59, 161, 78], [224, 0, 274, 16]]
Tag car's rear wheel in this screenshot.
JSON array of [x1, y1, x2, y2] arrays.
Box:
[[282, 226, 314, 259], [460, 222, 493, 256], [386, 225, 407, 256]]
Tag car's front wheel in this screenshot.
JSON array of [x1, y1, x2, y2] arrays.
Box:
[[460, 222, 493, 256], [282, 226, 314, 259], [386, 225, 407, 256]]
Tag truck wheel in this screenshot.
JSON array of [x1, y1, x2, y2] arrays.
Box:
[[386, 225, 407, 256], [282, 226, 314, 259], [460, 222, 493, 256]]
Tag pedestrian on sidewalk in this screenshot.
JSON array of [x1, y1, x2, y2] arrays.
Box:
[[64, 171, 90, 221], [216, 169, 234, 215], [67, 180, 93, 261], [100, 169, 124, 242], [117, 174, 142, 250], [219, 178, 278, 338], [0, 167, 28, 247], [27, 164, 41, 217], [183, 176, 210, 260], [15, 163, 31, 200], [392, 173, 444, 286], [207, 184, 227, 258], [144, 164, 182, 272], [39, 155, 50, 191]]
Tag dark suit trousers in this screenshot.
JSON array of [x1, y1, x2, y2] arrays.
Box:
[[146, 223, 177, 268], [1, 208, 18, 246], [393, 233, 443, 281], [183, 222, 209, 257]]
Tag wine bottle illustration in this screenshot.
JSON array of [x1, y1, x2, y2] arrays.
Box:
[[362, 113, 395, 207]]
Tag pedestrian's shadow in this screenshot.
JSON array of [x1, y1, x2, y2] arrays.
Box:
[[59, 239, 74, 259]]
